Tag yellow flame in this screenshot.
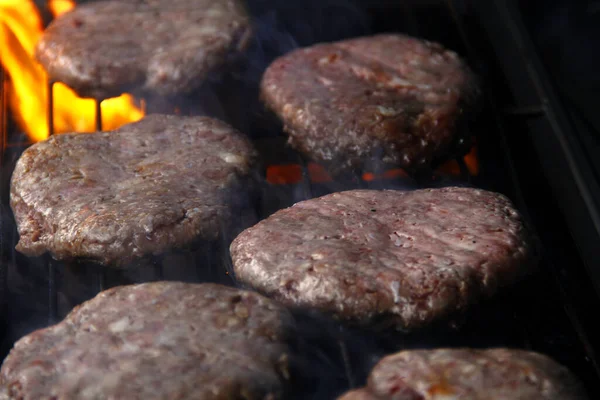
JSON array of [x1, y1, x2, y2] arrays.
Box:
[[0, 0, 144, 142], [48, 0, 75, 17]]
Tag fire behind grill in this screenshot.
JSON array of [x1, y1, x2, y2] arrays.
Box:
[[1, 0, 600, 398]]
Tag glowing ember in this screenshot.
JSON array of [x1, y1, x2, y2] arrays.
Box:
[[266, 147, 479, 185], [436, 145, 479, 176], [0, 0, 144, 142], [362, 168, 409, 182], [267, 163, 333, 185]]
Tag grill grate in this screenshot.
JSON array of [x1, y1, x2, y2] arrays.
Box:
[[1, 1, 599, 398], [46, 81, 104, 137]]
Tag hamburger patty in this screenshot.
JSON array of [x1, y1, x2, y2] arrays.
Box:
[[36, 0, 252, 99], [231, 188, 537, 331], [10, 114, 256, 267], [260, 34, 479, 175], [338, 348, 588, 400], [0, 282, 294, 399]]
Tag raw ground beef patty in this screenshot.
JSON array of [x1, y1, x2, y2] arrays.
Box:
[[230, 187, 538, 331], [36, 0, 252, 99], [337, 348, 588, 400], [0, 282, 295, 399], [10, 114, 256, 267], [260, 34, 479, 175]]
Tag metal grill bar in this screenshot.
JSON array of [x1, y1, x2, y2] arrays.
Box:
[[1, 67, 6, 164], [153, 258, 164, 281], [456, 156, 470, 182], [298, 155, 314, 200], [47, 259, 58, 323], [1, 63, 9, 324], [47, 82, 105, 135], [47, 81, 54, 137], [503, 105, 546, 118], [337, 333, 355, 389], [95, 269, 106, 292], [95, 99, 103, 132]]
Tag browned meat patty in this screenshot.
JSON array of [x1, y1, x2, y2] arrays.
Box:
[[231, 188, 538, 331], [36, 0, 252, 99], [10, 114, 256, 267], [337, 348, 588, 400], [260, 34, 479, 175], [0, 282, 294, 400]]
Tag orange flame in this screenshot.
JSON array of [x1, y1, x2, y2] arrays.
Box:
[[0, 0, 144, 142], [48, 0, 75, 17]]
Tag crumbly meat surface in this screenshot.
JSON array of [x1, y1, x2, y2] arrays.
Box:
[[36, 0, 252, 99], [0, 282, 294, 400], [260, 34, 479, 174], [337, 348, 588, 400], [10, 114, 256, 267], [231, 188, 537, 331]]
